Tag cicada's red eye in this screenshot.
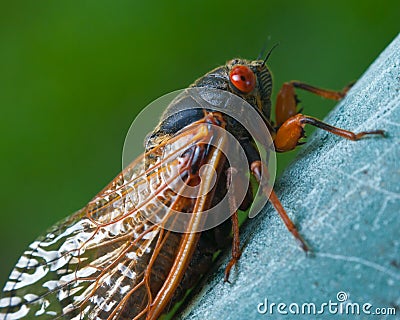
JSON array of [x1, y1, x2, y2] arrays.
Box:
[[229, 65, 256, 93]]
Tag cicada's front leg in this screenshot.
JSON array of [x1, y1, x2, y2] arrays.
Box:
[[275, 81, 352, 127], [274, 80, 385, 152]]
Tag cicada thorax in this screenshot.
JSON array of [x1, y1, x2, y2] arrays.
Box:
[[146, 58, 274, 152], [190, 59, 273, 120]]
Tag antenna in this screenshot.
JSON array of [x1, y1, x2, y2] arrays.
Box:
[[257, 36, 272, 60], [262, 42, 280, 66]]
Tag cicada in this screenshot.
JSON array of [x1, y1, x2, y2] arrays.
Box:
[[0, 52, 384, 320]]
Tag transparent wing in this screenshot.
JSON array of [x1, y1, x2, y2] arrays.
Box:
[[0, 120, 216, 320]]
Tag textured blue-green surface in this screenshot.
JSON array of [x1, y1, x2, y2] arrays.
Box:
[[181, 35, 400, 319]]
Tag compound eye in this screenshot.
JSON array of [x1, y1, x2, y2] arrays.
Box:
[[229, 65, 256, 93]]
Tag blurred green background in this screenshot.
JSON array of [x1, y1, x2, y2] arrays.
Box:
[[0, 0, 398, 288]]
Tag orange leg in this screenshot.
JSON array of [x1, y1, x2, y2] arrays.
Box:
[[224, 167, 242, 283], [274, 113, 385, 152], [224, 211, 241, 283], [251, 160, 310, 252], [275, 81, 353, 127]]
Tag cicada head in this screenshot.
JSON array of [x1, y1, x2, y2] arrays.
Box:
[[226, 58, 273, 121]]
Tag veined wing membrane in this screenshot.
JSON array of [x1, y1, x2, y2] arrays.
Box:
[[0, 117, 219, 320]]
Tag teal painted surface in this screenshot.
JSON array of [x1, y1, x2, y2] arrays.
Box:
[[181, 35, 400, 319]]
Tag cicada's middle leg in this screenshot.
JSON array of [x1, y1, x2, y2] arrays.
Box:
[[223, 142, 311, 282], [250, 160, 310, 253]]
